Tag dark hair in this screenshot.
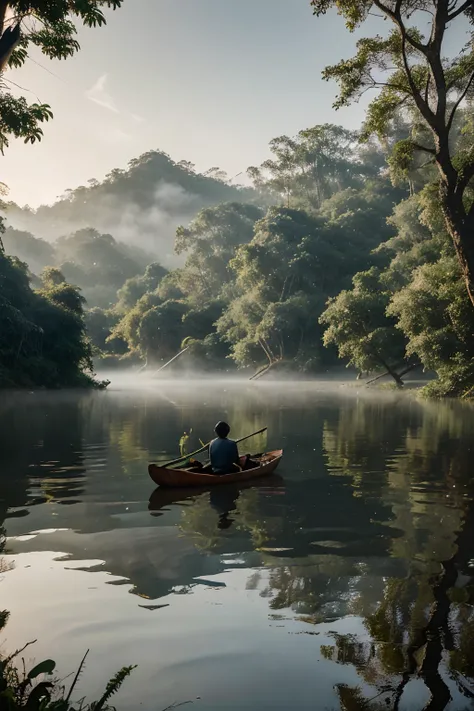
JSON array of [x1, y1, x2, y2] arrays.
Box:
[[215, 421, 230, 438]]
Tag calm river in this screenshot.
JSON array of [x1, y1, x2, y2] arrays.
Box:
[[1, 379, 474, 710]]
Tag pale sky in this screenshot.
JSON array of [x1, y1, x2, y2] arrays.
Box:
[[0, 0, 468, 207]]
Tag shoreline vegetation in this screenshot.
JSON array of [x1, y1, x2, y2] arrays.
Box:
[[0, 639, 135, 711], [0, 139, 474, 396], [1, 3, 474, 397], [2, 129, 474, 398]]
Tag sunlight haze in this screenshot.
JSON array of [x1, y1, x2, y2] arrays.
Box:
[[2, 0, 370, 206]]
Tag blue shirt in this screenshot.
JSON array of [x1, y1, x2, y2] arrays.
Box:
[[209, 437, 239, 474]]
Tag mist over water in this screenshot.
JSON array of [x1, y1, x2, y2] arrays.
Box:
[[1, 382, 474, 710], [6, 182, 204, 266]]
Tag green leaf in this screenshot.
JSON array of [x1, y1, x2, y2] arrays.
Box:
[[27, 659, 56, 679]]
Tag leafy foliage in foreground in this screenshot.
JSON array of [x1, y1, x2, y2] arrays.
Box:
[[310, 0, 474, 310], [0, 641, 134, 710], [0, 0, 123, 152], [0, 531, 132, 710]]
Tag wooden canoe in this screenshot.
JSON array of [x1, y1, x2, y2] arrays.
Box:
[[148, 449, 283, 488]]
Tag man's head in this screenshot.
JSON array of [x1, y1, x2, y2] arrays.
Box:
[[215, 421, 230, 438]]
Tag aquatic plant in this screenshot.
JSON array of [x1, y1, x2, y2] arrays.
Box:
[[0, 643, 136, 711]]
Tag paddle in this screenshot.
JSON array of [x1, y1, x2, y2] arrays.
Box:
[[156, 427, 268, 469]]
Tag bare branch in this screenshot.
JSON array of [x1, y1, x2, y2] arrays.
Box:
[[447, 0, 473, 21], [401, 30, 435, 127], [4, 640, 37, 666], [369, 80, 412, 93], [373, 0, 427, 54], [418, 159, 437, 171], [454, 671, 474, 698], [447, 70, 474, 134], [457, 161, 474, 194]]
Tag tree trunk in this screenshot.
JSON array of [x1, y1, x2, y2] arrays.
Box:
[[438, 172, 474, 308], [0, 22, 20, 72], [258, 339, 273, 365], [377, 357, 405, 387], [443, 209, 474, 308]]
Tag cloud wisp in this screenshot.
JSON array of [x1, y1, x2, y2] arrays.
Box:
[[86, 74, 120, 113]]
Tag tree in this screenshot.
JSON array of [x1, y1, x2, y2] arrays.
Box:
[[116, 262, 168, 312], [320, 268, 409, 384], [217, 204, 386, 370], [0, 254, 100, 388], [310, 0, 474, 306], [181, 301, 225, 342], [377, 195, 443, 290], [0, 1, 123, 152], [247, 124, 372, 210], [175, 202, 262, 302], [137, 300, 188, 364], [1, 227, 54, 275], [56, 228, 150, 308], [388, 256, 474, 396]]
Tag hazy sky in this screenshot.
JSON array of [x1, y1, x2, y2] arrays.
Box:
[[0, 0, 468, 207]]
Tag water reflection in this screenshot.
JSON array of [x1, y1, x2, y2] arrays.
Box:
[[1, 384, 474, 709]]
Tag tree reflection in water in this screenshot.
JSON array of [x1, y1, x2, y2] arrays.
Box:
[[5, 387, 474, 710], [316, 400, 474, 711], [166, 398, 474, 711]]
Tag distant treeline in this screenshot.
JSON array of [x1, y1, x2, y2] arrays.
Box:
[[2, 115, 474, 395]]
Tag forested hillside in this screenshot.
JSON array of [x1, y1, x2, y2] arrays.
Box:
[[3, 110, 474, 395], [3, 151, 255, 261], [87, 124, 404, 376]]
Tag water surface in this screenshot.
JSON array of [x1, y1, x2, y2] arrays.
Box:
[[1, 380, 474, 710]]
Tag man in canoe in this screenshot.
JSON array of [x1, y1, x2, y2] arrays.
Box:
[[209, 421, 241, 475], [207, 422, 260, 475]]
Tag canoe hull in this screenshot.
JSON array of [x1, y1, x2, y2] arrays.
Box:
[[148, 450, 283, 488]]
